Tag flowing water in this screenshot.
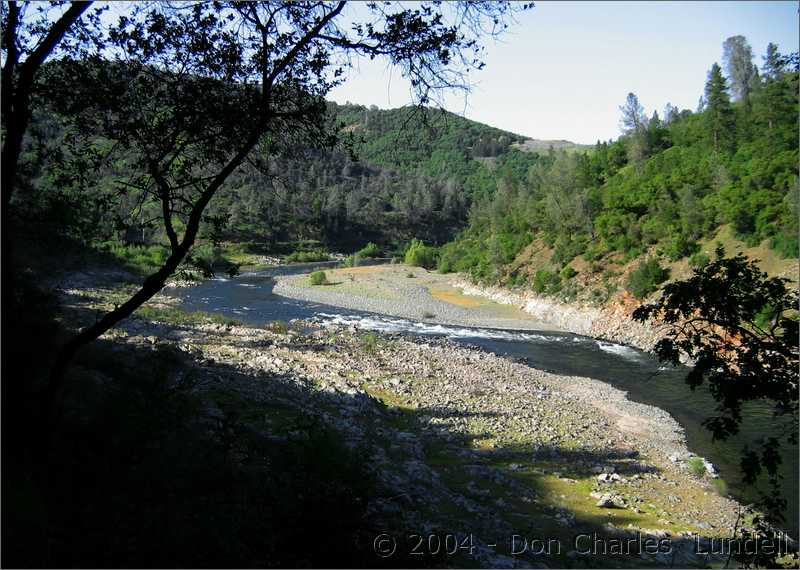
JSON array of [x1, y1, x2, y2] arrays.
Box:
[[167, 263, 798, 537]]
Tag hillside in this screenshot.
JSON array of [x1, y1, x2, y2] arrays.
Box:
[[435, 44, 799, 304], [17, 94, 566, 252], [15, 50, 797, 284]]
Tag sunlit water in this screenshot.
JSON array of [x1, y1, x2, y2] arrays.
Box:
[[166, 263, 798, 537]]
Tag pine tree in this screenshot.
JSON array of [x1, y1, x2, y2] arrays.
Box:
[[619, 92, 648, 163], [696, 96, 706, 113], [704, 63, 735, 153], [762, 42, 785, 81]]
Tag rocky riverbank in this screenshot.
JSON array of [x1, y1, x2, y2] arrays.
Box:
[[52, 274, 752, 568], [453, 280, 666, 353], [271, 265, 665, 352]]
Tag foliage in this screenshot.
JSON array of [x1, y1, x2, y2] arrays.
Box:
[[626, 258, 668, 299], [136, 306, 241, 327], [360, 331, 380, 354], [98, 242, 169, 275], [309, 270, 328, 286], [285, 249, 330, 263], [404, 238, 439, 269], [705, 63, 736, 153], [633, 249, 798, 561], [21, 37, 796, 303], [686, 456, 707, 477], [13, 1, 528, 418], [559, 265, 577, 280], [356, 242, 382, 258], [342, 253, 361, 267], [659, 232, 699, 261], [438, 38, 798, 290], [688, 251, 711, 270], [532, 269, 561, 294], [711, 478, 728, 497]]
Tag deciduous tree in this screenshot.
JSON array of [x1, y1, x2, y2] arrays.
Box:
[[722, 34, 756, 102], [38, 1, 528, 420], [633, 248, 798, 564]]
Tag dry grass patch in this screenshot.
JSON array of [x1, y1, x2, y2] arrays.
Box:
[[427, 283, 488, 308]]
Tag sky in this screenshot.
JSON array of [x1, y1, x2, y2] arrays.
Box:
[[328, 1, 799, 144]]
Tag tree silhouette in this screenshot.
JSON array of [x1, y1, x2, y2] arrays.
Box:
[[633, 246, 798, 564], [33, 1, 528, 422]]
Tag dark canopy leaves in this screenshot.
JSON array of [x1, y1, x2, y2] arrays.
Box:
[[633, 248, 798, 480]]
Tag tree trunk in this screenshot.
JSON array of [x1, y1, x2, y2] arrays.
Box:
[[40, 0, 346, 432], [2, 1, 92, 355], [42, 124, 266, 429], [43, 247, 186, 424]]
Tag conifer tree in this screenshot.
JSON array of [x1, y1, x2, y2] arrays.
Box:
[[619, 92, 648, 163], [704, 63, 735, 153], [762, 42, 785, 80]]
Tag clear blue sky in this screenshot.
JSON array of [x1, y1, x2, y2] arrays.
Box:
[[328, 1, 799, 144]]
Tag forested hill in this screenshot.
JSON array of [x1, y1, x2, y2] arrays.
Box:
[[17, 38, 797, 277], [436, 39, 799, 301], [206, 103, 541, 248], [20, 92, 571, 251], [209, 103, 593, 248]]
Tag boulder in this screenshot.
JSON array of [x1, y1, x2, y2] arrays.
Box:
[[596, 493, 626, 508]]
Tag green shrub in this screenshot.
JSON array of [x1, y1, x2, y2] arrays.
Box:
[[686, 456, 707, 478], [342, 253, 361, 267], [360, 331, 379, 354], [436, 258, 452, 273], [688, 251, 711, 270], [559, 266, 577, 280], [626, 258, 668, 299], [404, 239, 439, 269], [590, 287, 609, 305], [137, 306, 241, 326], [285, 249, 330, 263], [99, 241, 171, 274], [421, 311, 436, 319], [185, 243, 239, 278], [309, 271, 328, 286], [356, 242, 382, 258], [771, 232, 799, 259], [711, 478, 728, 496], [532, 269, 561, 294], [661, 232, 699, 261], [192, 243, 216, 266], [622, 246, 644, 263], [582, 244, 604, 263]]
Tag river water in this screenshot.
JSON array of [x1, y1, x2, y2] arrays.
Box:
[[167, 263, 798, 537]]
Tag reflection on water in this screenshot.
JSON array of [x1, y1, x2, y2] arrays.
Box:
[[167, 263, 799, 537]]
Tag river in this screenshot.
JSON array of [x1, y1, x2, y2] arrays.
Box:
[[166, 262, 798, 537]]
